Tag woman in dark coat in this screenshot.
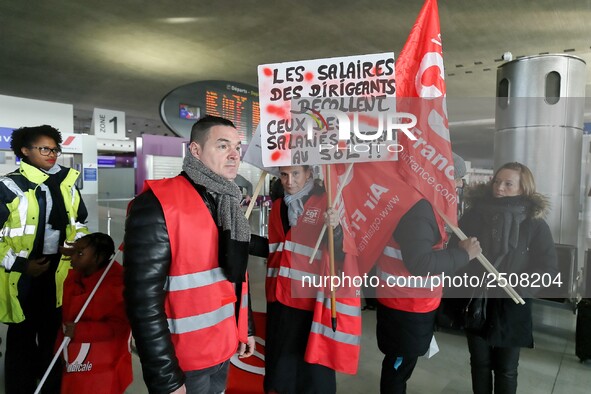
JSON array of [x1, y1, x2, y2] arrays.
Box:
[[457, 162, 558, 394]]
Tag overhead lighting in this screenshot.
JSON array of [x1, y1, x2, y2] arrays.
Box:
[[159, 17, 204, 24]]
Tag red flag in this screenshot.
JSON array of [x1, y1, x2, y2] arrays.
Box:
[[326, 164, 421, 273], [395, 0, 457, 225], [326, 0, 454, 274]]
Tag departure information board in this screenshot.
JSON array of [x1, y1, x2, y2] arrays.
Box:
[[204, 87, 258, 142], [160, 80, 259, 142]]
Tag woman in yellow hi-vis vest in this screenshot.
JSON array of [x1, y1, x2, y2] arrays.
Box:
[[0, 125, 89, 393]]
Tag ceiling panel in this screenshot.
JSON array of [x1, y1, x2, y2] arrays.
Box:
[[1, 0, 590, 164]]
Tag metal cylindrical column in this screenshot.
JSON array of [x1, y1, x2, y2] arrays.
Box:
[[495, 54, 586, 245]]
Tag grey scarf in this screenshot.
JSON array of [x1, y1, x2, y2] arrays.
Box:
[[182, 152, 250, 282], [283, 178, 314, 226], [182, 153, 249, 241]]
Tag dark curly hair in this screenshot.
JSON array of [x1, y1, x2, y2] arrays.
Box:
[[78, 232, 116, 269], [10, 125, 63, 159]]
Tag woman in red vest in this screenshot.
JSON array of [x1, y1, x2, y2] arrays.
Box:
[[264, 165, 343, 394], [375, 192, 480, 394], [59, 232, 132, 394]]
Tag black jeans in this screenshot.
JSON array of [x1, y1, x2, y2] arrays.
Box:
[[184, 360, 230, 394], [380, 354, 419, 394], [467, 333, 520, 394], [264, 302, 336, 394], [5, 268, 62, 394]]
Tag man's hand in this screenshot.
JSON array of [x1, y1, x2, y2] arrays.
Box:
[[458, 237, 482, 261], [25, 257, 50, 277], [238, 335, 256, 358], [324, 208, 339, 228], [63, 322, 76, 339], [170, 385, 186, 394]]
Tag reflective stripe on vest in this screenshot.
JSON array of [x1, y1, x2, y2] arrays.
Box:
[[165, 267, 227, 291], [278, 266, 320, 282], [269, 241, 321, 260], [310, 290, 362, 345], [267, 267, 278, 278], [168, 303, 235, 335], [0, 224, 35, 238], [378, 268, 442, 289], [0, 179, 30, 243], [266, 242, 321, 282], [310, 322, 361, 346], [321, 295, 362, 317], [284, 240, 321, 260], [383, 246, 402, 260], [377, 239, 443, 313], [269, 243, 283, 253], [379, 244, 443, 289]]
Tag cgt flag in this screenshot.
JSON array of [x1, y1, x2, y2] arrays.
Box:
[[395, 0, 458, 226], [326, 0, 455, 274]]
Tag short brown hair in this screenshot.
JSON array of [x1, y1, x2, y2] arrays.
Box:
[[492, 162, 536, 196]]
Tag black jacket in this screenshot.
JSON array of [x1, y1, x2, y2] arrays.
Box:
[[454, 184, 558, 347], [123, 174, 257, 393], [377, 199, 470, 358]]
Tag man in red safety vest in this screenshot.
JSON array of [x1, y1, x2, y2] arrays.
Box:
[[124, 115, 260, 393]]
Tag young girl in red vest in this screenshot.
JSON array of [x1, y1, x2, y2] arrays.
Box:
[[58, 232, 132, 394]]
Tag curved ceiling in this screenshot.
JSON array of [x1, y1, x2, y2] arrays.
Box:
[[1, 0, 590, 165]]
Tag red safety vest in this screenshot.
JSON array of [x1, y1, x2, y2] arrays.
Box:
[[266, 194, 327, 311], [267, 193, 362, 373], [376, 189, 447, 313], [147, 176, 248, 371], [304, 254, 362, 375]]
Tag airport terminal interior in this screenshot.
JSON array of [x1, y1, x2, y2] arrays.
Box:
[[2, 1, 591, 393]]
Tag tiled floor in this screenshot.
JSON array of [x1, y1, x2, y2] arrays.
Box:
[[1, 208, 591, 393]]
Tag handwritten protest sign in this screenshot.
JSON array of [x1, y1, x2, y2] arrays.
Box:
[[242, 125, 280, 177], [258, 53, 404, 167]]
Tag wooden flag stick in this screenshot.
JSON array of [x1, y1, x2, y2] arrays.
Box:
[[245, 171, 267, 220], [325, 165, 338, 331], [308, 163, 354, 265], [436, 208, 524, 305]]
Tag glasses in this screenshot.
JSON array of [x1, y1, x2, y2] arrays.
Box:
[[29, 146, 62, 157]]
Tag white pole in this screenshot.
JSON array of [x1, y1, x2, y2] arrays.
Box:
[[245, 171, 267, 220]]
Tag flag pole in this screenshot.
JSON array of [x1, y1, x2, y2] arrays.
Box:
[[308, 163, 354, 265], [245, 171, 267, 220], [435, 208, 524, 304], [35, 247, 124, 394], [325, 165, 338, 331]]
